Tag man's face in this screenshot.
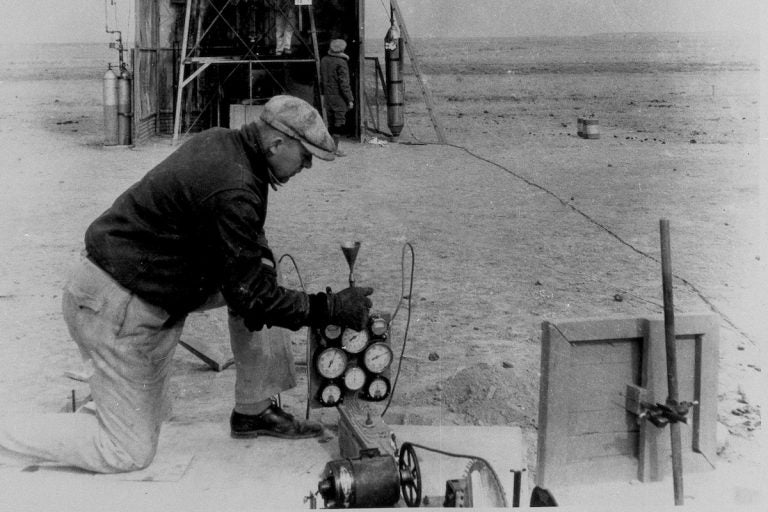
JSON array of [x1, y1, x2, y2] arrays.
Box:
[[266, 136, 313, 184]]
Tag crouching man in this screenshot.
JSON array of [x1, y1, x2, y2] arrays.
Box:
[[0, 95, 373, 473]]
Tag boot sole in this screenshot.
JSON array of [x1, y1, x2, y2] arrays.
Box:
[[230, 429, 322, 440]]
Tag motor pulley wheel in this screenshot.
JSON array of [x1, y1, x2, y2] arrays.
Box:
[[398, 442, 422, 507]]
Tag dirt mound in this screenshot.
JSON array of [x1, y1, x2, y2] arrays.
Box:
[[438, 363, 538, 428]]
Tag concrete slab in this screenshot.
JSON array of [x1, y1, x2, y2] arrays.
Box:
[[0, 420, 333, 510], [0, 421, 526, 510]]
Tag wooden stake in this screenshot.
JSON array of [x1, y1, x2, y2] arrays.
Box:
[[660, 219, 684, 506]]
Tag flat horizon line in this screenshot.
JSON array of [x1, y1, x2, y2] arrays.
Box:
[[0, 29, 757, 46]]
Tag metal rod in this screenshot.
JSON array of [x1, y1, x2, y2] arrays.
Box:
[[660, 219, 684, 506]]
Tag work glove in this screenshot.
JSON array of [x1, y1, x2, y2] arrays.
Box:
[[327, 286, 373, 331]]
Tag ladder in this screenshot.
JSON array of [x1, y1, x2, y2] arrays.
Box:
[[172, 0, 325, 143]]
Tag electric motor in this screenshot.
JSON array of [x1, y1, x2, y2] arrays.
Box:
[[317, 449, 401, 509]]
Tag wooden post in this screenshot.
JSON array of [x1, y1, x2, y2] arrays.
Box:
[[307, 6, 326, 125], [660, 219, 684, 506], [173, 0, 194, 143], [390, 0, 447, 143]]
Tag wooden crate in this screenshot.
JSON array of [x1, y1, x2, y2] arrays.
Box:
[[536, 314, 718, 488]]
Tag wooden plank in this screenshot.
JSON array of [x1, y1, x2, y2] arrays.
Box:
[[643, 315, 718, 482], [570, 408, 639, 436], [172, 0, 193, 142], [696, 316, 719, 460], [625, 384, 652, 417], [571, 338, 641, 365], [548, 317, 646, 343], [557, 456, 639, 487], [307, 6, 325, 122], [568, 432, 639, 461], [568, 362, 639, 412], [536, 321, 574, 487], [355, 0, 365, 140]]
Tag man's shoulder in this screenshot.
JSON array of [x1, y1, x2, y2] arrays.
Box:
[[193, 126, 237, 142]]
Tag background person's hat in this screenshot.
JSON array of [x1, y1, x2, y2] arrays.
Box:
[[329, 39, 347, 53], [260, 95, 336, 161]]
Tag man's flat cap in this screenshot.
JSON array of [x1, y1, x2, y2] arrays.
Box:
[[261, 95, 336, 161]]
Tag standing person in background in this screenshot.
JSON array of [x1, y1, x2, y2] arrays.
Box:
[[320, 38, 354, 157], [274, 0, 296, 55]]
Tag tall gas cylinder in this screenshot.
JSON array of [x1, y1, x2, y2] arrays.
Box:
[[103, 65, 119, 145], [117, 67, 133, 145], [384, 28, 404, 139]]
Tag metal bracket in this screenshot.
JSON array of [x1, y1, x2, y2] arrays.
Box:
[[625, 384, 697, 428], [639, 399, 698, 428]]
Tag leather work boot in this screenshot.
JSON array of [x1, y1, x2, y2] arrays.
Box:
[[230, 405, 323, 439]]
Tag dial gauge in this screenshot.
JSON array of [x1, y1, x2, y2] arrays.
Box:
[[343, 365, 366, 391], [366, 376, 391, 401], [341, 328, 369, 354], [319, 383, 342, 406], [370, 316, 388, 337], [316, 347, 348, 379], [363, 342, 393, 374], [323, 324, 342, 342]]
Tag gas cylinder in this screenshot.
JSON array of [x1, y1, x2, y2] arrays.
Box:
[[103, 65, 119, 145], [117, 67, 133, 145], [384, 28, 404, 139]]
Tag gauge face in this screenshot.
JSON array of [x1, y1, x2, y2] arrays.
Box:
[[370, 317, 388, 337], [320, 383, 342, 406], [367, 376, 390, 400], [363, 342, 393, 374], [323, 324, 342, 342], [341, 328, 369, 354], [316, 347, 348, 379], [343, 365, 366, 391]]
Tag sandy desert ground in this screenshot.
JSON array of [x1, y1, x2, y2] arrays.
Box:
[[0, 32, 765, 507]]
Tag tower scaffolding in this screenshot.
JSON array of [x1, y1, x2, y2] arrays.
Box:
[[172, 0, 324, 142]]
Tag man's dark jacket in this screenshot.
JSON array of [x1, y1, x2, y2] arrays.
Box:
[[85, 125, 324, 330], [320, 53, 353, 115]]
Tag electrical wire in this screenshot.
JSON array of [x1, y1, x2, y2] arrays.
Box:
[[436, 142, 757, 346], [277, 253, 306, 292], [381, 242, 415, 417], [277, 253, 311, 419]]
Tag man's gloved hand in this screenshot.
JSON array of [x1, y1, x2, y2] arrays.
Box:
[[327, 286, 373, 331]]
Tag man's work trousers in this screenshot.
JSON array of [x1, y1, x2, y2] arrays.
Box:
[[0, 255, 295, 473], [325, 95, 349, 131], [275, 8, 295, 54]]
